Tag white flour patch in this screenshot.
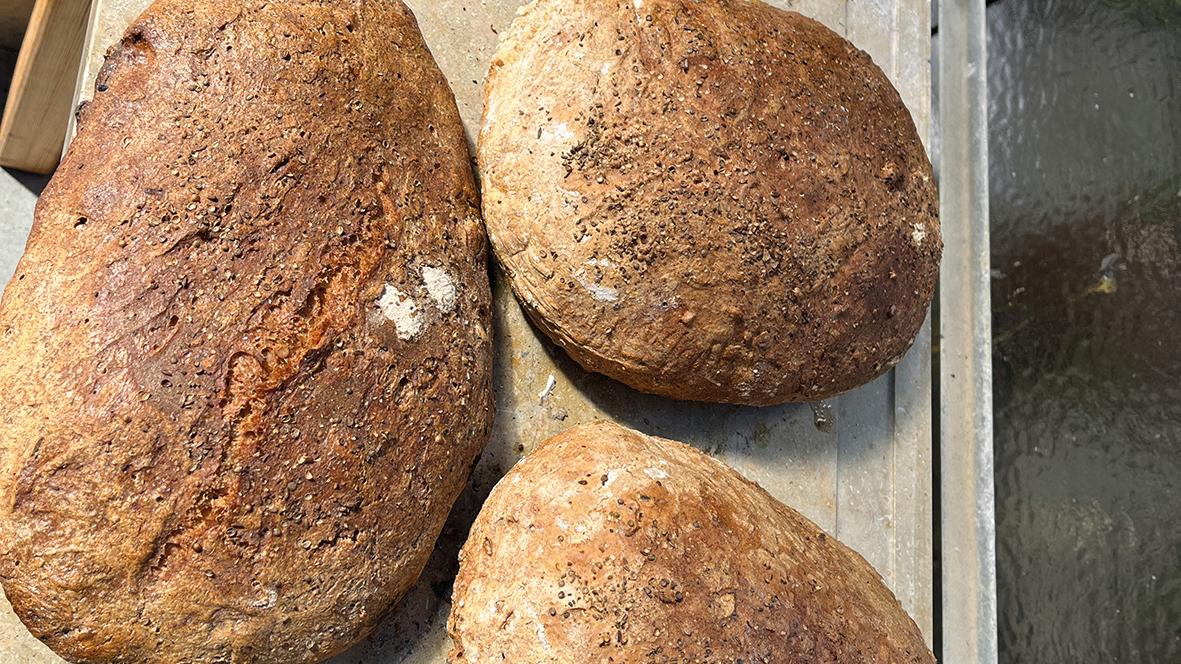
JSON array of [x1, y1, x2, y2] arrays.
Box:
[[541, 122, 575, 144], [525, 605, 551, 650], [252, 587, 278, 609], [482, 597, 500, 621], [632, 0, 648, 23], [482, 95, 500, 136], [376, 284, 422, 340], [586, 257, 614, 268], [575, 273, 619, 303], [912, 222, 927, 247], [601, 61, 613, 76], [602, 469, 620, 487], [421, 266, 457, 312], [644, 466, 669, 480], [559, 187, 583, 209]]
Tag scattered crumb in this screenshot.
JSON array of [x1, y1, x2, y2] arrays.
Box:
[[538, 374, 557, 403]]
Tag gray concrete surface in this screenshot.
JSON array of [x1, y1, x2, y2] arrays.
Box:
[[0, 167, 44, 289]]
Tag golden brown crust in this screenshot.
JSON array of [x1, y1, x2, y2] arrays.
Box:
[[448, 421, 933, 663], [0, 1, 492, 662], [479, 0, 941, 405]]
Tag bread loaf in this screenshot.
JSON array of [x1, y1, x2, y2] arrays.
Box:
[[448, 421, 933, 662], [0, 1, 492, 662], [479, 0, 940, 405]]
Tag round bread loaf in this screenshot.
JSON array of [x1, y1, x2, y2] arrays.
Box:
[[479, 0, 940, 404], [448, 421, 934, 662], [0, 1, 492, 662], [446, 420, 935, 656]]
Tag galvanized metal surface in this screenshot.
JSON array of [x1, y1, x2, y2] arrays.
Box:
[[0, 0, 937, 661], [936, 0, 998, 662]]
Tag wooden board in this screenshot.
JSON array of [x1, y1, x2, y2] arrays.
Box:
[[0, 0, 91, 174], [0, 0, 935, 661]]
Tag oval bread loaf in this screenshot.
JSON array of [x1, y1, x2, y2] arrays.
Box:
[[0, 1, 492, 662], [479, 0, 941, 405], [448, 421, 934, 663]]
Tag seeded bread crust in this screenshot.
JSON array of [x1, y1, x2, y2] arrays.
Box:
[[448, 421, 934, 663], [479, 0, 941, 404], [0, 1, 492, 662]]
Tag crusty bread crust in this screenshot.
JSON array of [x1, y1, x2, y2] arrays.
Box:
[[479, 0, 941, 404], [449, 421, 934, 663], [0, 1, 492, 662]]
